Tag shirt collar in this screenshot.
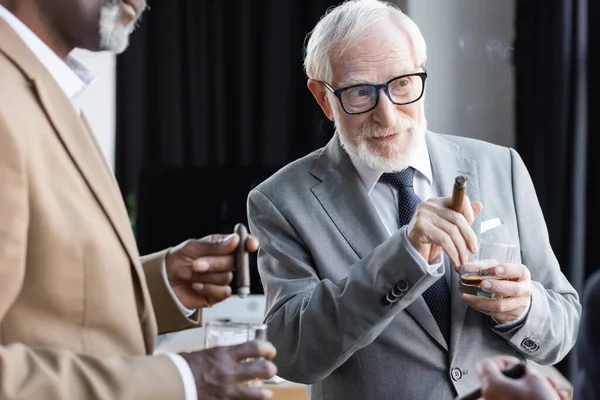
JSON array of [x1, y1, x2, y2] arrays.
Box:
[[0, 4, 95, 103], [348, 136, 433, 194]]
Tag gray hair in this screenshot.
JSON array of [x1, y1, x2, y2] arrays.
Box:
[[304, 0, 427, 82]]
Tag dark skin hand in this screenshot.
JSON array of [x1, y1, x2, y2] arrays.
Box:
[[476, 356, 569, 400], [180, 339, 278, 400], [166, 233, 260, 309]]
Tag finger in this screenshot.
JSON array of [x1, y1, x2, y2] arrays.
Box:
[[191, 271, 233, 286], [480, 278, 531, 298], [477, 359, 525, 399], [245, 235, 260, 253], [463, 294, 528, 314], [192, 255, 235, 273], [229, 339, 277, 361], [431, 217, 471, 266], [547, 377, 559, 390], [461, 196, 475, 225], [476, 356, 521, 374], [476, 357, 504, 378], [435, 202, 478, 254], [234, 358, 278, 381], [231, 386, 274, 400], [558, 389, 570, 400], [186, 233, 241, 258], [471, 201, 483, 218], [418, 220, 462, 267], [491, 263, 531, 282], [191, 283, 232, 303]]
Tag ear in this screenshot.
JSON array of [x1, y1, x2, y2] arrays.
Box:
[[307, 79, 334, 121]]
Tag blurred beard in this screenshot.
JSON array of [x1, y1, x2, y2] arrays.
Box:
[[337, 115, 427, 172], [99, 0, 145, 53]]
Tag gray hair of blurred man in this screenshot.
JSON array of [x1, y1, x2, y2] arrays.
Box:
[[303, 0, 427, 83]]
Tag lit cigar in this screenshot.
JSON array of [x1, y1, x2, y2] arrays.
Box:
[[234, 223, 250, 298], [451, 175, 468, 212]]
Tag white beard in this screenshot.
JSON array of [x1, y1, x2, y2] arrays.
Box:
[[99, 0, 144, 53], [337, 117, 427, 173]]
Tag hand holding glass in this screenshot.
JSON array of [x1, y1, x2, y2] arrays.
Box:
[[458, 240, 517, 299], [204, 321, 268, 387]]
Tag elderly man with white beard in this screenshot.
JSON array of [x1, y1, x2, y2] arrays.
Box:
[[0, 1, 277, 399], [247, 0, 581, 399]]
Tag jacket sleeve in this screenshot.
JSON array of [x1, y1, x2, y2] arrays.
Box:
[[491, 148, 581, 364]]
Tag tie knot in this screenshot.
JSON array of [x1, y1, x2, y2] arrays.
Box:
[[380, 167, 415, 189]]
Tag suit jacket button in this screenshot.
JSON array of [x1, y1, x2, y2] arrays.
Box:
[[395, 280, 409, 292], [391, 285, 403, 297], [451, 367, 463, 381], [381, 292, 397, 306]]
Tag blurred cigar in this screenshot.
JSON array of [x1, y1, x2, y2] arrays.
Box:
[[428, 176, 468, 262], [234, 223, 250, 298], [456, 362, 527, 400]]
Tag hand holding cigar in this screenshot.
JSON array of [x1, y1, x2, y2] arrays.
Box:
[[407, 174, 481, 268], [234, 223, 251, 298], [427, 175, 469, 263]]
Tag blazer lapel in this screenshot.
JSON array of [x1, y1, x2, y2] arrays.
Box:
[[309, 135, 449, 351], [0, 20, 140, 270], [426, 132, 482, 359], [310, 136, 389, 259], [1, 21, 156, 351], [33, 78, 144, 280], [36, 79, 157, 352]]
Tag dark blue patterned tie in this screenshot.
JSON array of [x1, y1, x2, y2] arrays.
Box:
[[380, 168, 451, 344]]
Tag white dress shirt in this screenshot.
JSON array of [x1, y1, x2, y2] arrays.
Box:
[[348, 139, 444, 275], [0, 6, 197, 400]]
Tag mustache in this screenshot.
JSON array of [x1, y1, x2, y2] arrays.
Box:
[[360, 116, 419, 138]]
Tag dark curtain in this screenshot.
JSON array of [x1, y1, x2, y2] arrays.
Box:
[[115, 0, 339, 200], [515, 0, 594, 379]]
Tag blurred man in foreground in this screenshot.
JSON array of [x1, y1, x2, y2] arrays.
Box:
[[0, 0, 276, 399]]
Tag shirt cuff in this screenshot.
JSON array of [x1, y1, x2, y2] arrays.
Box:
[[402, 229, 444, 276], [165, 353, 197, 400], [162, 259, 196, 318]]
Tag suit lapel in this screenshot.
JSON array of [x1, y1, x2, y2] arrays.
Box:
[[310, 136, 389, 259], [79, 114, 156, 351], [33, 78, 144, 283], [35, 75, 156, 353], [426, 133, 481, 359], [405, 297, 449, 350], [1, 20, 156, 351], [309, 135, 457, 351]]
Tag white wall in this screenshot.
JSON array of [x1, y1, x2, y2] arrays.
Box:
[[401, 0, 516, 147], [71, 49, 117, 170]]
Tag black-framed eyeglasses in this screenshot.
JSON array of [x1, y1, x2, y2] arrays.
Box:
[[322, 72, 427, 115]]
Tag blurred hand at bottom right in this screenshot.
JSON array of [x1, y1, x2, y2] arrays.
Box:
[[476, 356, 569, 400]]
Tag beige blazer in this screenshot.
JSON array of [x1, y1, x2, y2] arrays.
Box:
[[0, 18, 199, 399]]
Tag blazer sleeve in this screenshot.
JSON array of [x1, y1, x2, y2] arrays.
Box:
[[0, 112, 187, 400], [490, 148, 581, 364], [141, 249, 201, 335], [247, 188, 441, 384]]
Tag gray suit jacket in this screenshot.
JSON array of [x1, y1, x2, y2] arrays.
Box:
[[247, 132, 581, 400]]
